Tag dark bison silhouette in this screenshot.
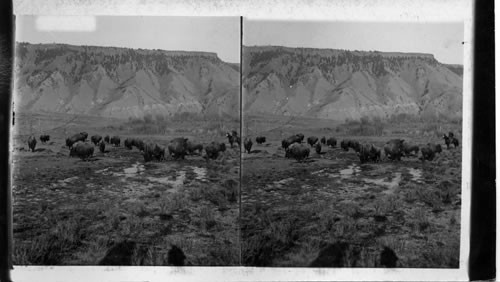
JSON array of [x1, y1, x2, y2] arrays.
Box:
[[256, 136, 266, 144], [39, 134, 50, 143], [307, 136, 319, 147], [99, 140, 106, 153], [226, 131, 240, 148], [326, 137, 337, 148], [168, 138, 188, 160], [69, 142, 94, 160], [66, 133, 87, 149], [205, 142, 226, 160], [421, 143, 442, 161], [244, 137, 253, 153], [186, 141, 204, 155], [104, 135, 110, 144], [110, 136, 121, 147], [285, 143, 310, 162], [91, 135, 102, 146], [27, 135, 37, 152], [384, 139, 405, 161], [320, 136, 326, 144]]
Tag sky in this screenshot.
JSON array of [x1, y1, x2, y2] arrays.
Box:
[[244, 20, 464, 65], [16, 16, 241, 63]]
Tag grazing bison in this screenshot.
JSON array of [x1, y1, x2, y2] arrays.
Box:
[[168, 138, 188, 160], [205, 142, 226, 160], [110, 136, 121, 147], [91, 135, 103, 146], [143, 143, 155, 162], [104, 135, 110, 144], [256, 136, 266, 144], [295, 133, 305, 143], [307, 136, 319, 147], [326, 137, 337, 148], [80, 132, 88, 141], [314, 143, 322, 154], [186, 141, 203, 155], [359, 144, 381, 163], [420, 143, 442, 161], [402, 142, 419, 157], [443, 133, 459, 149], [99, 140, 106, 153], [285, 143, 310, 162], [168, 245, 186, 266], [348, 140, 361, 153], [384, 139, 405, 161], [226, 131, 241, 148], [28, 135, 37, 152], [244, 137, 253, 153], [66, 133, 87, 148], [320, 136, 326, 144], [131, 139, 145, 151], [340, 140, 350, 151], [281, 135, 302, 149], [39, 134, 50, 143], [70, 142, 94, 160], [124, 138, 133, 149]]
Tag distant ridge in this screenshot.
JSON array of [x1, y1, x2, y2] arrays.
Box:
[[243, 45, 462, 121], [14, 42, 239, 119]]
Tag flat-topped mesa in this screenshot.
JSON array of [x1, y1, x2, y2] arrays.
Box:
[[17, 42, 221, 61], [244, 45, 438, 62]]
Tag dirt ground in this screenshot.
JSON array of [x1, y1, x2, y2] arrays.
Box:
[[11, 112, 463, 268], [240, 123, 462, 268], [11, 113, 240, 265]]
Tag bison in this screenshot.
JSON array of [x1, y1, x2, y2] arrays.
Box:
[[124, 138, 133, 149], [110, 136, 121, 147], [70, 142, 94, 160], [285, 143, 310, 162], [91, 135, 103, 146], [320, 136, 326, 144], [28, 135, 37, 152], [383, 139, 405, 161], [326, 137, 337, 148], [244, 137, 253, 154], [314, 143, 322, 154], [226, 131, 241, 148], [80, 132, 88, 141], [131, 139, 145, 151], [340, 140, 350, 151], [307, 136, 319, 147], [256, 136, 266, 144], [186, 141, 203, 155], [295, 133, 305, 143], [348, 140, 361, 153], [168, 137, 188, 160], [99, 140, 106, 153], [205, 142, 226, 160], [66, 133, 87, 149], [359, 144, 381, 163], [421, 143, 443, 161], [39, 134, 50, 143], [281, 135, 302, 149], [104, 135, 110, 144], [402, 142, 419, 157]]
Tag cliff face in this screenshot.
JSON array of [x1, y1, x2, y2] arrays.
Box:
[[243, 46, 463, 121], [14, 43, 240, 119]]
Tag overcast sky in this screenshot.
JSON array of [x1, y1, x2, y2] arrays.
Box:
[[16, 16, 241, 63], [244, 20, 464, 65]]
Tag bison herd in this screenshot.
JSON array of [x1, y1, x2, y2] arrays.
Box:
[[24, 129, 459, 164], [280, 132, 458, 163]]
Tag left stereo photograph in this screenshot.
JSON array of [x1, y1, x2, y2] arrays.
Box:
[[11, 16, 242, 266]]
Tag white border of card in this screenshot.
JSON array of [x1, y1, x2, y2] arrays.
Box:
[[11, 0, 473, 281]]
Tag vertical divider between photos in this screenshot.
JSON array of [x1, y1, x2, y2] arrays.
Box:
[[238, 16, 243, 266]]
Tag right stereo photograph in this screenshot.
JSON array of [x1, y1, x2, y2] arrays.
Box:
[[240, 19, 465, 268]]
